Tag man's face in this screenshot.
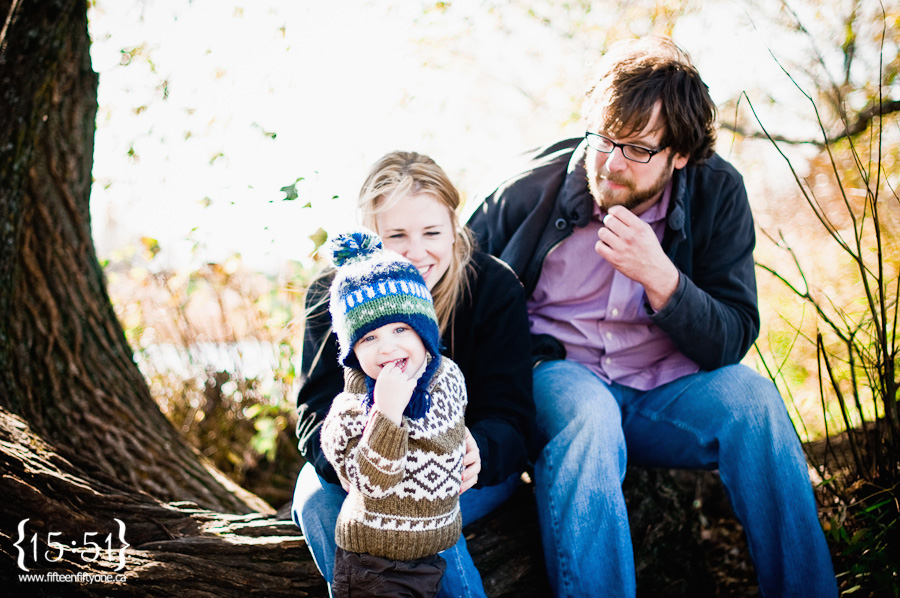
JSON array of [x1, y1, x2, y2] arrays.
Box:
[[585, 101, 688, 215]]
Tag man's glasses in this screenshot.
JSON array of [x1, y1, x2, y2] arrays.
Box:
[[584, 132, 666, 164]]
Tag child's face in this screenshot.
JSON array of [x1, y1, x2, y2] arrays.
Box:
[[353, 322, 427, 381]]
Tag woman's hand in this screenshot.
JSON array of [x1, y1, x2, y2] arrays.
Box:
[[460, 427, 481, 494]]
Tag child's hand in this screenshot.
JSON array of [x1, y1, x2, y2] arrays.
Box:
[[373, 362, 417, 425]]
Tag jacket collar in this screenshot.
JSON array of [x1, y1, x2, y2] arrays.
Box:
[[558, 139, 593, 228], [667, 166, 687, 248]]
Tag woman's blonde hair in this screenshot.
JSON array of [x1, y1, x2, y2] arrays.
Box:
[[358, 151, 474, 336]]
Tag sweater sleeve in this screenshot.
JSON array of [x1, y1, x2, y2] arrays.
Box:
[[319, 392, 366, 489], [353, 411, 409, 495], [320, 394, 411, 497]]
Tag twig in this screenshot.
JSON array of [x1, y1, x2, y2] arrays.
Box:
[[819, 334, 867, 479]]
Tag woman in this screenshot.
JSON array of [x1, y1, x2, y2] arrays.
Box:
[[292, 151, 534, 598]]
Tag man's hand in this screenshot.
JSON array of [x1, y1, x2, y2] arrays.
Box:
[[595, 205, 680, 311], [373, 362, 416, 425], [459, 427, 481, 494]]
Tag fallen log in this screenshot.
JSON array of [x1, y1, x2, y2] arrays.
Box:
[[2, 407, 752, 597], [463, 467, 753, 597], [1, 408, 323, 597]]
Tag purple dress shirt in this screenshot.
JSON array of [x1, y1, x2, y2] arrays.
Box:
[[527, 179, 700, 390]]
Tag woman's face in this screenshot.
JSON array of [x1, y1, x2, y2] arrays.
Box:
[[373, 192, 455, 290]]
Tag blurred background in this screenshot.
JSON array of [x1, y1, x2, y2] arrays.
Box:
[[84, 1, 899, 591]]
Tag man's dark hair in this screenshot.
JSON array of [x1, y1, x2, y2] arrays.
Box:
[[583, 36, 717, 165]]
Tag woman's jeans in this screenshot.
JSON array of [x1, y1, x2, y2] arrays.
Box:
[[291, 461, 519, 598], [532, 359, 838, 598]]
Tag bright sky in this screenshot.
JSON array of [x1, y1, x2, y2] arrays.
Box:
[[86, 0, 829, 274]]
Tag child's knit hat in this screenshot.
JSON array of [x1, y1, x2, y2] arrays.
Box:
[[327, 229, 442, 418]]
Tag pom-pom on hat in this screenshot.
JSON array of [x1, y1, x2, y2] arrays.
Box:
[[327, 229, 442, 419]]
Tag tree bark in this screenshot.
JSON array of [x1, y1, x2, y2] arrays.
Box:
[[3, 400, 754, 598], [3, 403, 752, 597], [464, 467, 753, 598], [0, 0, 265, 514], [1, 407, 326, 597]]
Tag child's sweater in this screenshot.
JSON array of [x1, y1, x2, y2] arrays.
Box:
[[320, 356, 467, 561]]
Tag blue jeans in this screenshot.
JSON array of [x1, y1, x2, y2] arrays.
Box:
[[533, 360, 837, 598], [291, 461, 519, 598]]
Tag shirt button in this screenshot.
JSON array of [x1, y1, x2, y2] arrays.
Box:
[[604, 358, 611, 365], [605, 332, 613, 340], [611, 308, 620, 317]]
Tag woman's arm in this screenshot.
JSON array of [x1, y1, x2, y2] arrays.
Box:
[[295, 270, 344, 485], [453, 254, 535, 486]]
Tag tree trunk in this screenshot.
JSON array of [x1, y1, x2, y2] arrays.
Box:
[[0, 0, 264, 514]]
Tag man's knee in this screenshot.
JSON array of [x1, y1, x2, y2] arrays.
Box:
[[719, 365, 795, 441], [532, 360, 622, 440], [534, 392, 626, 477]]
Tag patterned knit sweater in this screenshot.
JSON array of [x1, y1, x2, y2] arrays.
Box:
[[320, 356, 467, 561]]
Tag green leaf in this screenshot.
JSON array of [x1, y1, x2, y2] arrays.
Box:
[[863, 499, 891, 513], [309, 227, 328, 252], [280, 177, 304, 201]]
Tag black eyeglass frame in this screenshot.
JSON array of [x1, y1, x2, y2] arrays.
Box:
[[584, 132, 667, 164]]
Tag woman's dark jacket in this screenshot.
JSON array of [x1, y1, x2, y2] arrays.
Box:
[[296, 251, 535, 487], [467, 138, 760, 371]]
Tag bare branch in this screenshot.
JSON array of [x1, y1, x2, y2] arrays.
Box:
[[844, 99, 900, 138], [724, 98, 900, 145]]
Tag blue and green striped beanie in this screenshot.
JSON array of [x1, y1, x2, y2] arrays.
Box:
[[327, 229, 442, 418]]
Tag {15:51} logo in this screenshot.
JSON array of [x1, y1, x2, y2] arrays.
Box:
[[13, 518, 130, 572]]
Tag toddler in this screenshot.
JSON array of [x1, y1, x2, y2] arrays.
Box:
[[320, 230, 467, 598]]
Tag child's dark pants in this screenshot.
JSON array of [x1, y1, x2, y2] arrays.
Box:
[[332, 546, 447, 598]]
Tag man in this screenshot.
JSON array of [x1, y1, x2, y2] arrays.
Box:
[[467, 36, 837, 598]]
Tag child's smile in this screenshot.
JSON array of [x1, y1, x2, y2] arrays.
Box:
[[380, 357, 409, 372], [354, 323, 426, 381]]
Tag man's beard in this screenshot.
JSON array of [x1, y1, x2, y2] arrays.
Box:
[[587, 153, 674, 211]]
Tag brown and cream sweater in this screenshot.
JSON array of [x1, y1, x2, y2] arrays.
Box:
[[320, 356, 467, 561]]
